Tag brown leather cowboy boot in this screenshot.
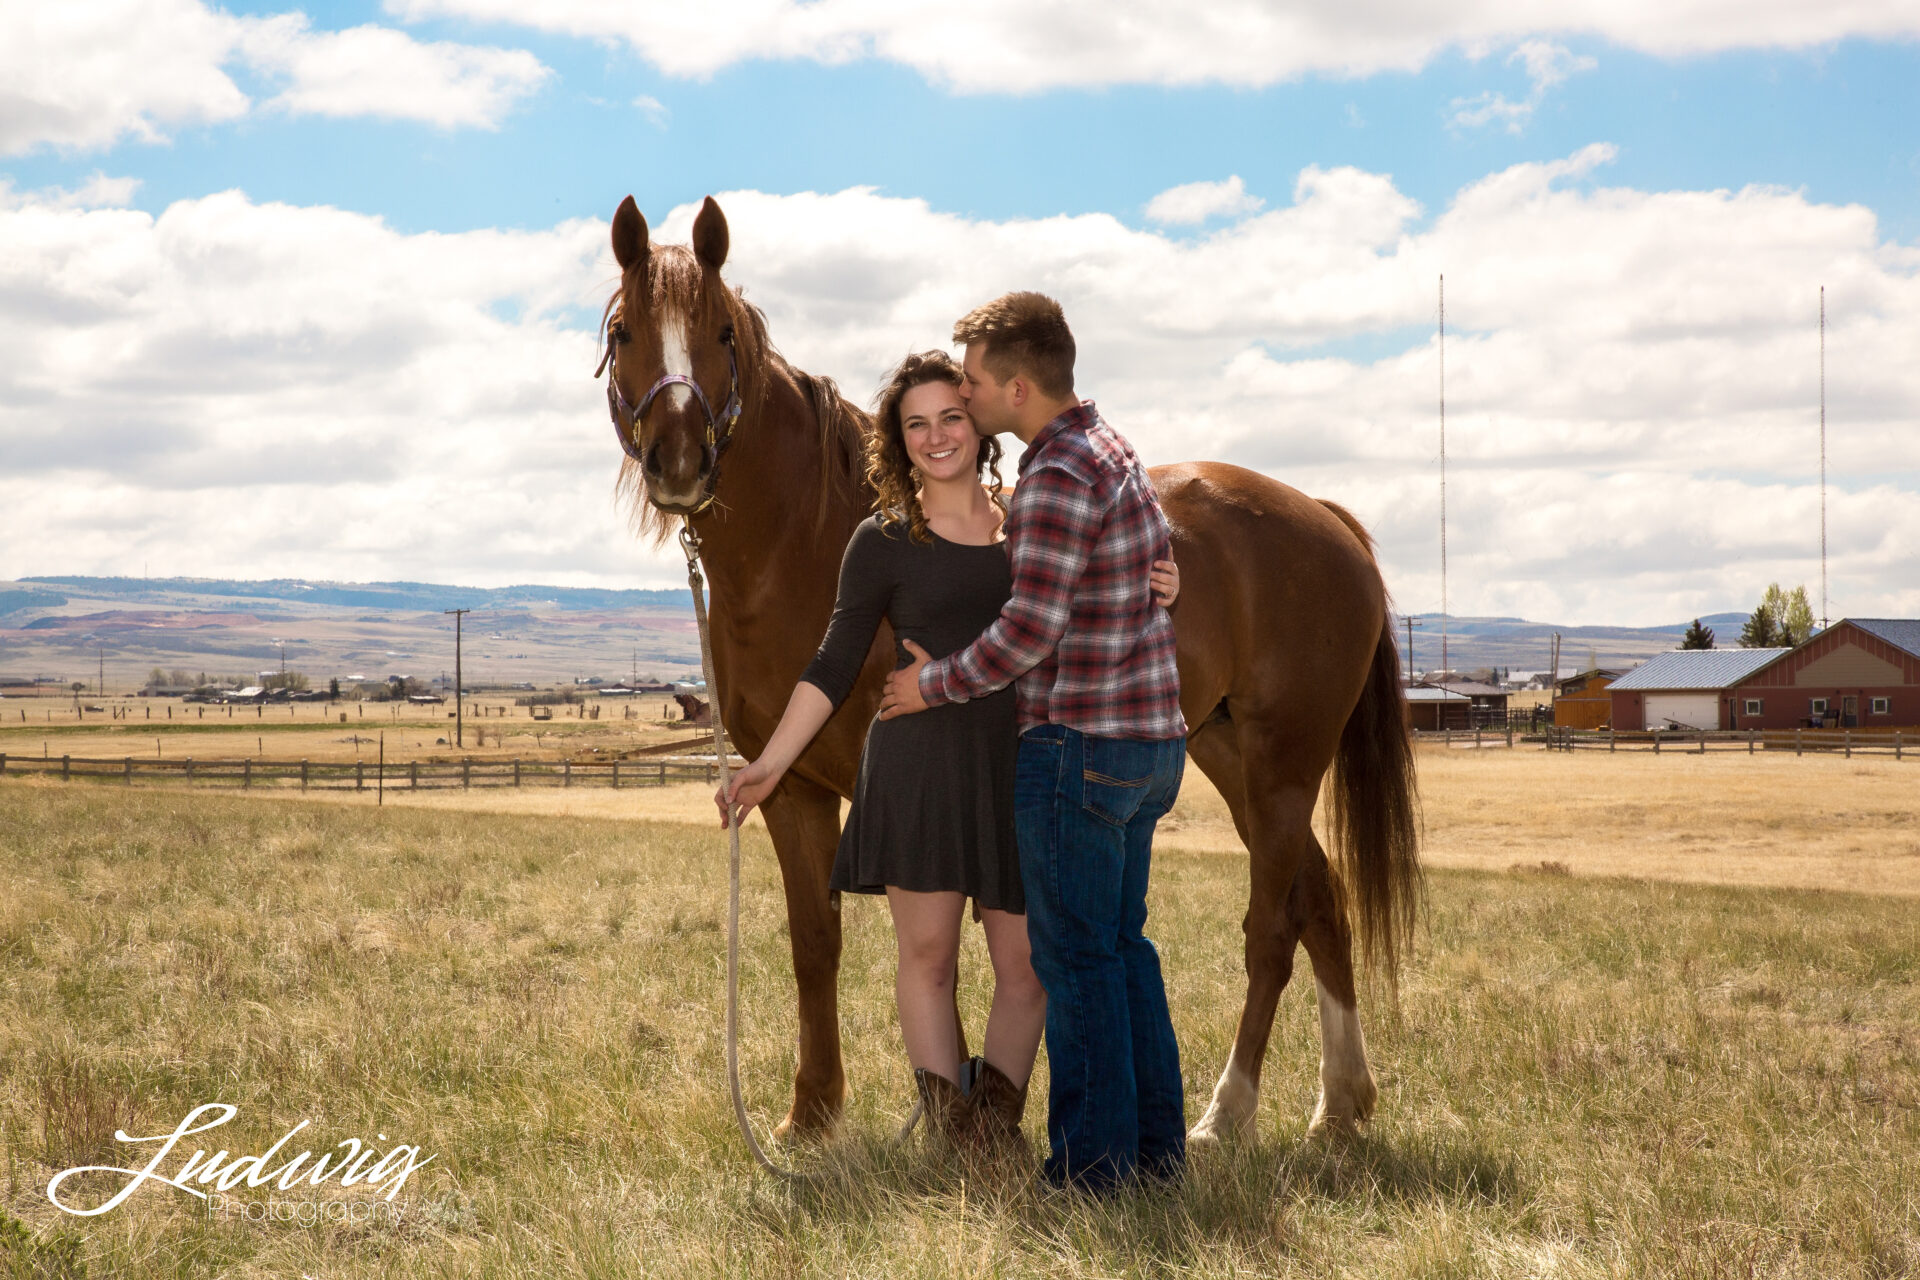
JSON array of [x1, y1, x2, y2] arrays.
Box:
[[914, 1067, 973, 1149], [966, 1056, 1030, 1158]]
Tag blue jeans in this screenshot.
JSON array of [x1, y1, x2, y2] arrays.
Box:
[[1015, 724, 1187, 1191]]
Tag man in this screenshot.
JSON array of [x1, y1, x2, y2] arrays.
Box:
[[879, 291, 1188, 1191]]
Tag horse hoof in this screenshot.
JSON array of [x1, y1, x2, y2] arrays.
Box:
[[1186, 1105, 1252, 1147], [772, 1109, 838, 1145]]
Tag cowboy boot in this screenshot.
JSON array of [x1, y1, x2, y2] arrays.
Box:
[[914, 1067, 974, 1150], [966, 1055, 1030, 1158]]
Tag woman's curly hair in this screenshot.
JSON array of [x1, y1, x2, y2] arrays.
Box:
[[866, 351, 1006, 543]]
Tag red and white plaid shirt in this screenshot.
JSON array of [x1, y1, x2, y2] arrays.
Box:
[[918, 400, 1187, 741]]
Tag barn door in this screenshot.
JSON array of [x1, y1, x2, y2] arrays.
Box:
[[1842, 695, 1859, 727]]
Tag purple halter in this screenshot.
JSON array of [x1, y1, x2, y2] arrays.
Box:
[[597, 316, 743, 512]]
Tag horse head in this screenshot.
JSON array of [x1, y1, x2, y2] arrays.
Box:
[[602, 194, 744, 517]]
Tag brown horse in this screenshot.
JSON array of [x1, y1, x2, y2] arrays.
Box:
[[601, 193, 1420, 1144]]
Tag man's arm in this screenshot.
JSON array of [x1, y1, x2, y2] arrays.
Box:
[[919, 464, 1102, 706]]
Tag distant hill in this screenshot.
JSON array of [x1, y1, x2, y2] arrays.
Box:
[[1388, 611, 1753, 675], [1, 573, 1761, 690], [19, 575, 690, 612]]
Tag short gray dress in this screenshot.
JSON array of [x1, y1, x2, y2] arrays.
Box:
[[800, 513, 1022, 914]]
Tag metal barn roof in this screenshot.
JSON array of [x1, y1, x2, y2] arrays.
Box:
[[1609, 648, 1791, 692], [1848, 619, 1920, 661], [1403, 686, 1469, 702]]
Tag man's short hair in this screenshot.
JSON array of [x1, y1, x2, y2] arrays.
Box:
[[952, 291, 1075, 399]]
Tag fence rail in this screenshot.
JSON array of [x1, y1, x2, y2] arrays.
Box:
[[0, 753, 744, 791], [1541, 727, 1913, 759]]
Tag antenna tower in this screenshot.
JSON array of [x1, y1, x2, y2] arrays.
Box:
[[1819, 286, 1829, 630], [1438, 274, 1449, 682]]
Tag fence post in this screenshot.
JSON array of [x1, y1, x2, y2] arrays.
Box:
[[514, 759, 521, 787], [1896, 732, 1903, 761], [463, 760, 471, 789], [125, 757, 132, 784], [1475, 727, 1482, 748], [658, 762, 666, 784], [1845, 730, 1851, 759], [612, 761, 619, 790], [1698, 733, 1705, 755], [0, 753, 6, 775], [302, 760, 309, 791], [411, 761, 419, 789], [1653, 733, 1660, 755], [1749, 729, 1756, 754], [356, 760, 364, 791], [1506, 723, 1513, 748], [1795, 729, 1802, 757], [63, 754, 71, 780], [186, 758, 193, 783], [1609, 729, 1616, 753], [243, 759, 251, 789], [564, 761, 571, 788]]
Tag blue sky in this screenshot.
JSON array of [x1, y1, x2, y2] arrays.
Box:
[[13, 16, 1918, 241], [2, 2, 1917, 624]]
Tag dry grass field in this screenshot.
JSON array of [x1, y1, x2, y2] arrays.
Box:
[[1, 748, 1916, 1278]]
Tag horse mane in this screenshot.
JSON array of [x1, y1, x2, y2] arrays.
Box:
[[609, 274, 875, 549]]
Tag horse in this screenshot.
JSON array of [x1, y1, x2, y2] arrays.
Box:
[[599, 193, 1421, 1144]]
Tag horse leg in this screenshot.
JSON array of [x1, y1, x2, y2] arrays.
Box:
[[1186, 718, 1312, 1145], [1294, 832, 1378, 1137], [757, 774, 847, 1140]]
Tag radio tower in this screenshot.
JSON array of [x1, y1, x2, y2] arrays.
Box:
[[1819, 286, 1829, 630], [1438, 274, 1449, 684]]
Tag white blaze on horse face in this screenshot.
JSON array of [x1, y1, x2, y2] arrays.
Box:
[[657, 308, 695, 411], [1309, 977, 1377, 1134]]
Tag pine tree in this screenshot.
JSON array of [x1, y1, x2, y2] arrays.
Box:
[[1681, 619, 1714, 649]]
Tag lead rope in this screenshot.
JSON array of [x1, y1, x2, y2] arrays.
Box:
[[678, 519, 920, 1183]]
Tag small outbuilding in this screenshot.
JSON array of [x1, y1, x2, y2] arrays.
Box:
[[1403, 685, 1470, 731], [1551, 667, 1625, 730], [1608, 649, 1791, 730]]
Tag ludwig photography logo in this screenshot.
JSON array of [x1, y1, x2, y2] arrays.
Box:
[[44, 1103, 436, 1227]]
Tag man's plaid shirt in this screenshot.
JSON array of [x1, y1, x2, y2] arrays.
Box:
[[918, 400, 1187, 741]]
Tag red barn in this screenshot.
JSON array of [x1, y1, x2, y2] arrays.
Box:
[[1728, 619, 1920, 729]]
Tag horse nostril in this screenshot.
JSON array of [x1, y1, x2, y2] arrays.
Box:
[[642, 441, 664, 478]]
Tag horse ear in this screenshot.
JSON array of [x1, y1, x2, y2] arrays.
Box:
[[611, 196, 649, 272], [692, 196, 729, 272]]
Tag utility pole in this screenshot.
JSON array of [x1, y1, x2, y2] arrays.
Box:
[[445, 608, 469, 748], [1404, 616, 1423, 680]]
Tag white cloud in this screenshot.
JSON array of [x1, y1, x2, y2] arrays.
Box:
[[4, 151, 1918, 623], [386, 0, 1920, 91], [632, 94, 670, 128], [0, 173, 144, 211], [1450, 39, 1598, 134], [0, 0, 550, 155], [0, 0, 250, 154], [1145, 176, 1264, 226], [240, 16, 551, 128]]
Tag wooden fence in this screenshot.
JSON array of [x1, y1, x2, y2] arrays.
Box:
[[0, 753, 743, 792], [1542, 727, 1914, 759]]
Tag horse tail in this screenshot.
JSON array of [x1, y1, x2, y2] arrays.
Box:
[[1325, 559, 1423, 991]]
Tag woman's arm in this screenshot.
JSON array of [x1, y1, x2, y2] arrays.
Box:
[[715, 521, 893, 826], [717, 683, 834, 827]]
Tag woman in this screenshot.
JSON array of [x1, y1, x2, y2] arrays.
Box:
[[716, 350, 1177, 1154]]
